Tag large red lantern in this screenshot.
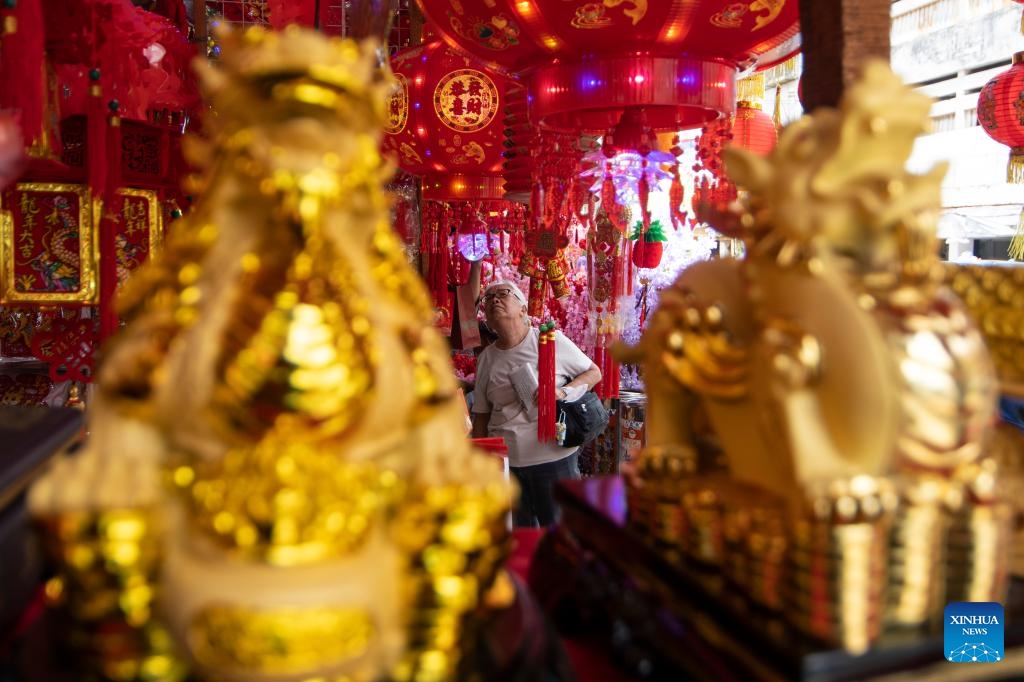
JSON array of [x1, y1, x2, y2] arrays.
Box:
[[416, 0, 800, 133], [384, 38, 515, 200], [731, 101, 777, 156], [977, 52, 1024, 184]]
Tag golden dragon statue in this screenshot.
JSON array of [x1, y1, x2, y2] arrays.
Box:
[[31, 25, 510, 682], [618, 60, 1012, 651]]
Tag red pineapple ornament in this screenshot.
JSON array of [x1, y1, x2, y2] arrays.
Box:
[[630, 219, 667, 269]]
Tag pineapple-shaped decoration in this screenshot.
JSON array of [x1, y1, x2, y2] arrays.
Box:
[[630, 219, 668, 269]]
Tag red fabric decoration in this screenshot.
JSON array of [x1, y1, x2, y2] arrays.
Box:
[[0, 0, 46, 148], [536, 322, 557, 443], [267, 0, 317, 29], [30, 314, 96, 383], [152, 0, 190, 34], [44, 0, 200, 122], [87, 82, 109, 207], [978, 53, 1024, 183]]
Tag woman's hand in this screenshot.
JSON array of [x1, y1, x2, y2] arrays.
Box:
[[532, 387, 568, 404]]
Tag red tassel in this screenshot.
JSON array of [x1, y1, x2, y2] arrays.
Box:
[[0, 0, 46, 150], [537, 322, 557, 442], [594, 346, 620, 401]]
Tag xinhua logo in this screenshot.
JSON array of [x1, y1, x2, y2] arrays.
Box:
[[944, 602, 1004, 663]]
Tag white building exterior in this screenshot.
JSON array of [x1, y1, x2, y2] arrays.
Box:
[[764, 0, 1024, 257]]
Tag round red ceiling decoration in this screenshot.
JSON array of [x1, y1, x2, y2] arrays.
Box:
[[383, 38, 515, 200]]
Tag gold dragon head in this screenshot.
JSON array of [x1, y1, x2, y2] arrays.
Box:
[[725, 60, 948, 297]]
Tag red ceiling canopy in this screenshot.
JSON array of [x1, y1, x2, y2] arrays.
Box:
[[416, 0, 800, 132]]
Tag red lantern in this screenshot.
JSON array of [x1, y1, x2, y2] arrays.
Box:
[[384, 38, 514, 200], [416, 0, 801, 133], [978, 52, 1024, 183], [730, 101, 777, 156]]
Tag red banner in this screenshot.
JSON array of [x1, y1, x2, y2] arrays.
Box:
[[116, 189, 163, 286], [1, 183, 95, 304]]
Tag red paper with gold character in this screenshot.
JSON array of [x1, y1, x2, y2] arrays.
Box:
[[116, 189, 163, 286], [1, 184, 95, 304]]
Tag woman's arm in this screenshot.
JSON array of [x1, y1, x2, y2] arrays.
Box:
[[471, 412, 491, 438], [557, 363, 602, 400]]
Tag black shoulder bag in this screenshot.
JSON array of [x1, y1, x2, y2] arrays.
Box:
[[556, 391, 610, 447]]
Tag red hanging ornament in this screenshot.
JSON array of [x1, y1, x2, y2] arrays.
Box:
[[978, 52, 1024, 184], [637, 160, 651, 229]]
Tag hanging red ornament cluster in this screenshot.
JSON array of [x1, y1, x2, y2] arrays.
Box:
[[519, 131, 584, 316], [387, 33, 527, 337], [692, 99, 777, 234], [0, 0, 197, 387]]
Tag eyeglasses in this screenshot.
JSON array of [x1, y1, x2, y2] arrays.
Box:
[[481, 289, 515, 304]]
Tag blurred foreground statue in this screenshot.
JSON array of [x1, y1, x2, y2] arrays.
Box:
[[30, 25, 510, 682], [620, 60, 1011, 654]]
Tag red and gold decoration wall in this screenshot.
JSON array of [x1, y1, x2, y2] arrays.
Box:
[[0, 0, 196, 395]]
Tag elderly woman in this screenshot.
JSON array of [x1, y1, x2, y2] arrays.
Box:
[[471, 281, 602, 527]]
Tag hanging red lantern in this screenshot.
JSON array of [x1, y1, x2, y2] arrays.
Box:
[[730, 101, 777, 156], [386, 36, 523, 338], [977, 52, 1024, 183], [416, 0, 801, 133], [384, 37, 514, 200]]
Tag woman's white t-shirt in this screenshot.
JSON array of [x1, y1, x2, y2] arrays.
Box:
[[473, 328, 594, 467]]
